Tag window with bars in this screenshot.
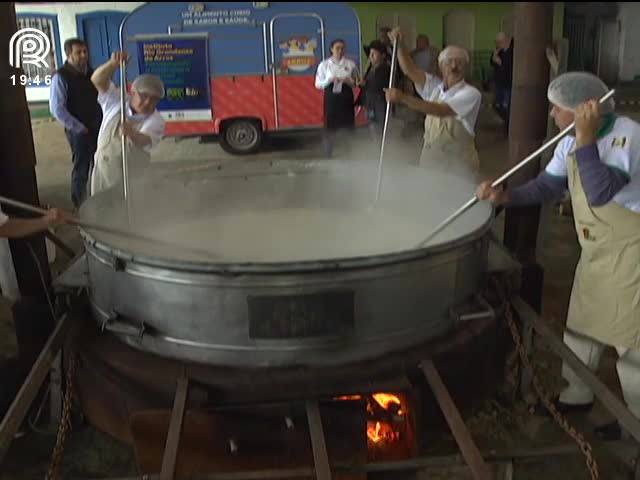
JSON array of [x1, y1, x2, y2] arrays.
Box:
[[16, 14, 61, 85]]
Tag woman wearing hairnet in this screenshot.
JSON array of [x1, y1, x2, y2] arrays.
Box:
[[89, 51, 166, 195], [478, 71, 640, 441], [384, 28, 482, 175]]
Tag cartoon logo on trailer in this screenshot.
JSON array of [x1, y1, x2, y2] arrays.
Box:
[[278, 37, 317, 73]]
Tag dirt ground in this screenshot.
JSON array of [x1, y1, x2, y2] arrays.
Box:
[[2, 101, 640, 479]]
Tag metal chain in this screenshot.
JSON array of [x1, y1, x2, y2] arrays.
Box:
[[491, 278, 599, 480], [45, 351, 78, 480]]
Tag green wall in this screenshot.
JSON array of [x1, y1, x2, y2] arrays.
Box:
[[349, 2, 565, 81], [553, 2, 565, 42], [350, 3, 511, 50]]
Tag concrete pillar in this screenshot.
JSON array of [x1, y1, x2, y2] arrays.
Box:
[[0, 2, 51, 298], [503, 2, 554, 312]]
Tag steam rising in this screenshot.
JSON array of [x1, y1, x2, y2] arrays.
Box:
[[79, 128, 490, 264]]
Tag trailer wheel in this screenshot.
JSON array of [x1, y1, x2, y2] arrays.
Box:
[[220, 119, 262, 155]]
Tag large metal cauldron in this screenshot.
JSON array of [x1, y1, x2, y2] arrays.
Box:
[[79, 160, 492, 367]]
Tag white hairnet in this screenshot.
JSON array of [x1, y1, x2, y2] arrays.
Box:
[[438, 45, 470, 65], [547, 72, 614, 114], [132, 74, 165, 99]]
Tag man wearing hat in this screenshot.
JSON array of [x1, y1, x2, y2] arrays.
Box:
[[89, 51, 166, 195], [359, 40, 391, 143]]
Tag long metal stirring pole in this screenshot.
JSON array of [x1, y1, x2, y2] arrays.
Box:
[[374, 36, 399, 203], [0, 195, 219, 261], [414, 89, 616, 249], [118, 21, 131, 224]]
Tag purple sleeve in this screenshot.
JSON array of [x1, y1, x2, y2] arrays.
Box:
[[507, 171, 568, 207], [575, 143, 630, 206]]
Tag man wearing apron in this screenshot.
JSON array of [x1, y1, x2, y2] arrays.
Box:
[[89, 51, 166, 196], [478, 71, 640, 441], [384, 28, 482, 176]]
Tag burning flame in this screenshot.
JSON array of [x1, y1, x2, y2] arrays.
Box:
[[368, 393, 404, 445], [333, 392, 406, 445], [372, 393, 402, 412], [367, 421, 400, 443], [334, 395, 362, 401]]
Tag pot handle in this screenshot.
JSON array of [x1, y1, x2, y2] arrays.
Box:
[[450, 294, 495, 324], [101, 310, 146, 341]]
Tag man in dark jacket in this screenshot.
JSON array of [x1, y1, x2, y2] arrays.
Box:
[[49, 38, 102, 209], [490, 32, 513, 135]]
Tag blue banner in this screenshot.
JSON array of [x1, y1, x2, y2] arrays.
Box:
[[136, 36, 211, 115]]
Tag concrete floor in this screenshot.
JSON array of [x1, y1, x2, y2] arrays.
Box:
[[2, 102, 640, 478]]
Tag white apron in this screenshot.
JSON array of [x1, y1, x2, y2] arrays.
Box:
[[566, 151, 640, 349], [90, 113, 150, 196], [419, 113, 480, 176]]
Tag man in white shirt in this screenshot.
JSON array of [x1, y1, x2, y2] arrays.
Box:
[[89, 51, 166, 195], [385, 28, 482, 175]]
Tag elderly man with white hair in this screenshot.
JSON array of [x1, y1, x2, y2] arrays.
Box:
[[89, 51, 166, 195], [478, 71, 640, 441], [384, 28, 482, 175]]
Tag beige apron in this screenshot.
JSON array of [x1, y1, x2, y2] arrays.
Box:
[[90, 112, 150, 196], [566, 152, 640, 349], [419, 113, 480, 175]]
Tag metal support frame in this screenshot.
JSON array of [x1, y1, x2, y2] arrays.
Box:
[[92, 341, 640, 480], [159, 375, 189, 480], [512, 296, 640, 444], [99, 443, 588, 480], [95, 359, 496, 480], [49, 352, 63, 426], [420, 360, 493, 480], [0, 314, 74, 463], [519, 321, 535, 401], [305, 400, 332, 480], [16, 275, 637, 479]]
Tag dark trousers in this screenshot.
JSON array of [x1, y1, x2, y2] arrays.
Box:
[[65, 129, 98, 208], [494, 86, 511, 133]]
